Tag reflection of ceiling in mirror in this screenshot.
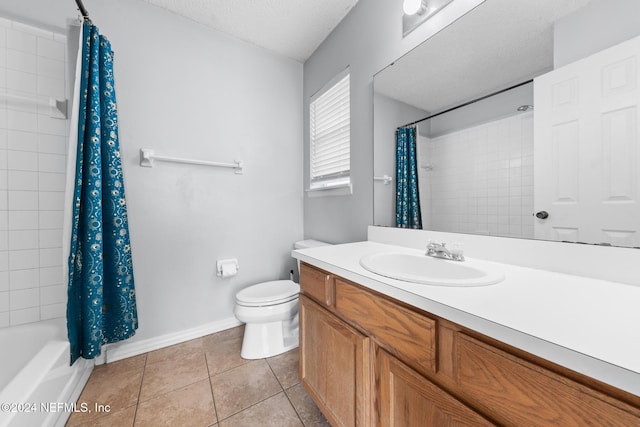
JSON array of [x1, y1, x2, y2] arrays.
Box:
[[375, 0, 592, 113]]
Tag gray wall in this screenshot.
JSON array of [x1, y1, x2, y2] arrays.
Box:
[[302, 0, 485, 243], [0, 0, 304, 342], [554, 0, 640, 68]]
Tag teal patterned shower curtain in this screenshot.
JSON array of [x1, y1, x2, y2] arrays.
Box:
[[67, 22, 137, 364], [395, 126, 422, 229]]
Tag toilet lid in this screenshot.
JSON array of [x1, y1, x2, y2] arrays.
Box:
[[236, 280, 300, 306]]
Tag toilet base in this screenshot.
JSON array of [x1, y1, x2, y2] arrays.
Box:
[[240, 315, 299, 359]]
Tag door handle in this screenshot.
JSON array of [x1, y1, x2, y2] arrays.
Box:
[[535, 211, 549, 219]]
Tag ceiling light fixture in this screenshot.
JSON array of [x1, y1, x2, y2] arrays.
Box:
[[403, 0, 424, 15], [402, 0, 455, 36]]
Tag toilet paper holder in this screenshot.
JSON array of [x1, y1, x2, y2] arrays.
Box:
[[216, 258, 239, 277]]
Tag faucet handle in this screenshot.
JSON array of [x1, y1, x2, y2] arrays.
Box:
[[450, 242, 465, 261]]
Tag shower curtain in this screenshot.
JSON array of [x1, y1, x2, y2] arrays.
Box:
[[395, 126, 422, 229], [65, 22, 137, 364]]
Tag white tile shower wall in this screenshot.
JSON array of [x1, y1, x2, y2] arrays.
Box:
[[419, 112, 534, 238], [0, 18, 67, 328]]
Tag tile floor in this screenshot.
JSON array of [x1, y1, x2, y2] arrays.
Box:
[[66, 326, 330, 427]]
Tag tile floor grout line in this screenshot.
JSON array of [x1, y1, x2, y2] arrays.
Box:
[[205, 353, 252, 378], [265, 355, 288, 391], [208, 361, 251, 378], [131, 353, 148, 426], [131, 371, 216, 424], [203, 350, 221, 426], [137, 351, 211, 404], [67, 356, 147, 427], [282, 385, 308, 427], [134, 372, 212, 404], [264, 351, 309, 426], [215, 388, 285, 423], [74, 404, 137, 427]]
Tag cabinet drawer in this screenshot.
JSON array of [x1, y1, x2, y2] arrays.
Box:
[[300, 263, 334, 307], [456, 333, 640, 426], [334, 278, 437, 375]]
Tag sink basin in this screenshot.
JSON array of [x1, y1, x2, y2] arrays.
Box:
[[359, 252, 505, 287]]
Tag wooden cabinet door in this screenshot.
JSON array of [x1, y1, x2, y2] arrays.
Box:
[[377, 349, 495, 427], [456, 333, 640, 426], [299, 295, 371, 427]]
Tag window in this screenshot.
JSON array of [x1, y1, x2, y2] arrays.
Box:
[[309, 68, 351, 195]]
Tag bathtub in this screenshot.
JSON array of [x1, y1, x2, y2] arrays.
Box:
[[0, 319, 93, 427]]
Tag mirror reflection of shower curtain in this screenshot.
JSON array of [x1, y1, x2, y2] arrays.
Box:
[[395, 126, 422, 229]]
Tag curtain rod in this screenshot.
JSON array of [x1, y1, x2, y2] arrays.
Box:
[[397, 79, 534, 129], [75, 0, 90, 20]]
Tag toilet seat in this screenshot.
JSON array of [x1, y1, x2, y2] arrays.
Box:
[[236, 280, 300, 307]]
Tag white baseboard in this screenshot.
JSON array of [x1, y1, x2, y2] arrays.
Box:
[[101, 317, 243, 364]]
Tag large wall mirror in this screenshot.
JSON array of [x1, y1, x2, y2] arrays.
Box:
[[374, 0, 640, 248]]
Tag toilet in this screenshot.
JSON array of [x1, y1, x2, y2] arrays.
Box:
[[234, 239, 329, 359]]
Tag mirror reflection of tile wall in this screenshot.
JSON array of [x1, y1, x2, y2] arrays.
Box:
[[418, 112, 534, 238]]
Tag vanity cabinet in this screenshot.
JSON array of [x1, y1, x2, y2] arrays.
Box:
[[299, 294, 371, 427], [298, 262, 640, 426]]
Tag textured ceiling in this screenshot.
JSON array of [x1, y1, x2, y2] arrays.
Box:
[[375, 0, 593, 113], [141, 0, 359, 62]]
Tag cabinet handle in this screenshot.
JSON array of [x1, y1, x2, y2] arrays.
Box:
[[324, 275, 334, 306]]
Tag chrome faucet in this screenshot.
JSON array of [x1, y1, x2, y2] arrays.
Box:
[[426, 241, 465, 261]]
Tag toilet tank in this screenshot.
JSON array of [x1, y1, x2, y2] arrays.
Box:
[[293, 239, 331, 281], [294, 239, 330, 250]]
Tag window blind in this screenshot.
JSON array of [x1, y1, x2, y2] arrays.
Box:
[[310, 72, 350, 189]]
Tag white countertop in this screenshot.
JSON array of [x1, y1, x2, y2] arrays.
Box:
[[292, 241, 640, 396]]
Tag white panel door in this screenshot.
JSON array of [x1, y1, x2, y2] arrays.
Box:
[[534, 35, 640, 246]]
